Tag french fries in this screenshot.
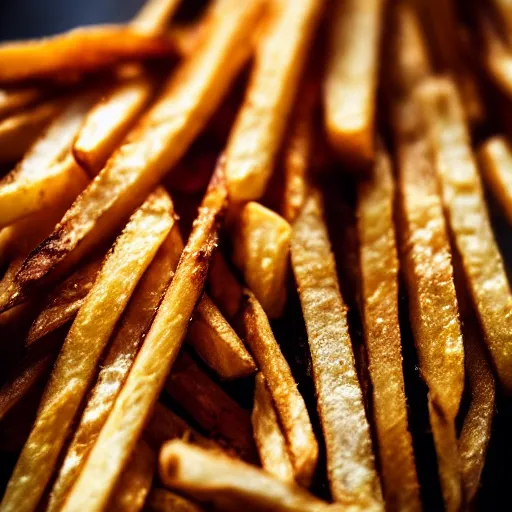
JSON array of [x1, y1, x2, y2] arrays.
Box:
[[0, 190, 174, 512], [416, 77, 512, 393], [225, 0, 324, 200], [242, 291, 318, 485], [324, 0, 385, 166], [145, 488, 205, 512], [61, 171, 227, 512], [252, 373, 294, 483], [14, 0, 263, 298], [478, 136, 512, 225], [0, 87, 45, 118], [231, 202, 291, 318], [290, 189, 382, 503], [356, 144, 421, 510]]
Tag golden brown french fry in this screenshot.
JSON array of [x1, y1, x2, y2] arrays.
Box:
[[108, 440, 156, 512], [232, 202, 291, 318], [132, 0, 181, 33], [145, 488, 205, 512], [0, 26, 175, 83], [290, 190, 382, 503], [61, 171, 227, 512], [324, 0, 385, 166], [416, 77, 512, 394], [0, 92, 98, 228], [356, 144, 421, 510], [15, 0, 263, 299], [252, 373, 294, 483], [0, 87, 45, 118], [0, 99, 61, 164], [225, 0, 324, 200], [159, 441, 380, 512], [242, 291, 317, 485], [165, 352, 255, 460], [0, 190, 175, 512], [478, 136, 512, 224]]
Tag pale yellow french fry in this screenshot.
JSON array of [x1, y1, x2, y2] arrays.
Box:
[[14, 0, 263, 301], [290, 190, 382, 503], [416, 77, 512, 394], [61, 171, 227, 512], [479, 136, 512, 225], [145, 488, 205, 512], [324, 0, 385, 166], [0, 92, 98, 228], [252, 373, 294, 483], [0, 87, 45, 118], [225, 0, 324, 200], [232, 202, 291, 318], [0, 190, 174, 512]]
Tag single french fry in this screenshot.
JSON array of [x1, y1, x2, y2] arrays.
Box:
[[0, 92, 98, 228], [356, 143, 421, 510], [252, 373, 294, 483], [324, 0, 385, 166], [225, 0, 324, 200], [108, 440, 156, 512], [15, 0, 263, 299], [145, 488, 205, 512], [165, 352, 255, 460], [0, 190, 175, 512], [290, 190, 382, 503], [0, 99, 61, 164], [0, 87, 45, 118], [159, 441, 380, 512], [242, 291, 317, 485], [478, 136, 512, 224], [0, 26, 175, 83], [416, 77, 512, 393], [232, 202, 291, 318], [61, 171, 227, 512]]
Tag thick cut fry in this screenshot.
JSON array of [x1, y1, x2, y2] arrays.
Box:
[[324, 0, 384, 166], [15, 0, 263, 298], [290, 190, 382, 503], [47, 222, 180, 512], [0, 26, 174, 83], [356, 144, 421, 511], [0, 93, 98, 228], [145, 488, 205, 512], [242, 292, 317, 485], [478, 136, 512, 225], [416, 78, 512, 393], [165, 352, 255, 460], [232, 202, 291, 318], [62, 172, 227, 512], [225, 0, 324, 200], [0, 190, 174, 512], [252, 373, 294, 483], [159, 441, 380, 512], [108, 440, 156, 512], [0, 87, 45, 118], [0, 100, 61, 164]]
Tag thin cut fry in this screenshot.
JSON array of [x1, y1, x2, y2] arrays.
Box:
[[159, 441, 380, 512], [15, 0, 263, 298], [252, 373, 294, 483], [225, 0, 324, 200], [416, 77, 512, 393], [0, 93, 98, 228], [324, 0, 385, 166], [62, 171, 227, 512], [0, 190, 174, 512], [0, 26, 174, 83], [108, 440, 156, 512], [0, 87, 45, 118], [145, 488, 205, 512], [165, 352, 255, 460], [478, 136, 512, 225], [242, 291, 317, 485], [290, 190, 382, 503], [232, 202, 291, 318], [356, 144, 421, 510]]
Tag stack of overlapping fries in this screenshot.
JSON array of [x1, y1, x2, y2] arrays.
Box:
[[0, 0, 511, 509]]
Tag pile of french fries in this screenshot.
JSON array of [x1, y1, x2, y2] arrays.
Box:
[[1, 0, 512, 510]]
